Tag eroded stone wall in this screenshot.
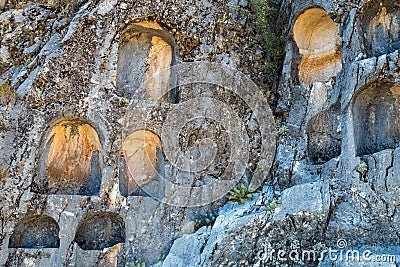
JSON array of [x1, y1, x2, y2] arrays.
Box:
[[1, 0, 400, 266]]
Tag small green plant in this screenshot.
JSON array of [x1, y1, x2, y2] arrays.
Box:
[[22, 57, 32, 66], [265, 195, 281, 211], [193, 210, 218, 228], [32, 86, 45, 106], [356, 160, 368, 181], [357, 160, 368, 175], [127, 262, 145, 267], [227, 183, 256, 204]]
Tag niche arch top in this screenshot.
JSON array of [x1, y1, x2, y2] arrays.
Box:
[[293, 7, 342, 84], [293, 8, 338, 56], [353, 80, 400, 156], [120, 129, 163, 197], [35, 117, 103, 196], [9, 215, 60, 249], [116, 20, 177, 102], [121, 21, 176, 48]]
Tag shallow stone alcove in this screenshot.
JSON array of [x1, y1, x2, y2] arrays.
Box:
[[293, 7, 342, 84], [353, 80, 400, 156], [9, 215, 60, 249], [74, 212, 125, 250], [34, 117, 103, 195], [116, 21, 177, 102], [358, 0, 400, 58], [307, 104, 342, 163], [120, 129, 163, 197]]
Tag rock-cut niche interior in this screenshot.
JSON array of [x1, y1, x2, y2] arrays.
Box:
[[353, 80, 400, 156], [74, 212, 125, 250], [293, 7, 342, 84], [116, 21, 177, 102], [34, 118, 103, 195], [358, 0, 400, 58], [120, 129, 163, 197], [307, 104, 342, 163], [9, 215, 60, 249]]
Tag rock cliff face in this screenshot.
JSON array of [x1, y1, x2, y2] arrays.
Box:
[[0, 0, 400, 266]]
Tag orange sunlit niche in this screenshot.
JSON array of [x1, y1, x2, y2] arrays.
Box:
[[293, 8, 342, 84], [45, 120, 103, 195], [116, 21, 173, 101], [121, 130, 162, 196]]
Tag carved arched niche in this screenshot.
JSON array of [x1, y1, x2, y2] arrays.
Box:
[[307, 104, 342, 163], [293, 7, 342, 84], [9, 215, 60, 249], [34, 118, 103, 195], [358, 0, 400, 58], [74, 212, 125, 250], [116, 21, 177, 102], [120, 130, 163, 197], [353, 80, 400, 156]]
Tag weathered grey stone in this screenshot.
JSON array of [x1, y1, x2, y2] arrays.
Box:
[[161, 227, 210, 267], [274, 181, 330, 220]]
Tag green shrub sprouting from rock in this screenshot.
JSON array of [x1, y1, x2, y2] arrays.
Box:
[[274, 117, 289, 136], [265, 196, 281, 211], [356, 160, 368, 182], [193, 210, 219, 228], [234, 0, 287, 109], [254, 0, 285, 70], [357, 160, 368, 175], [245, 0, 286, 71], [227, 183, 256, 204]]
